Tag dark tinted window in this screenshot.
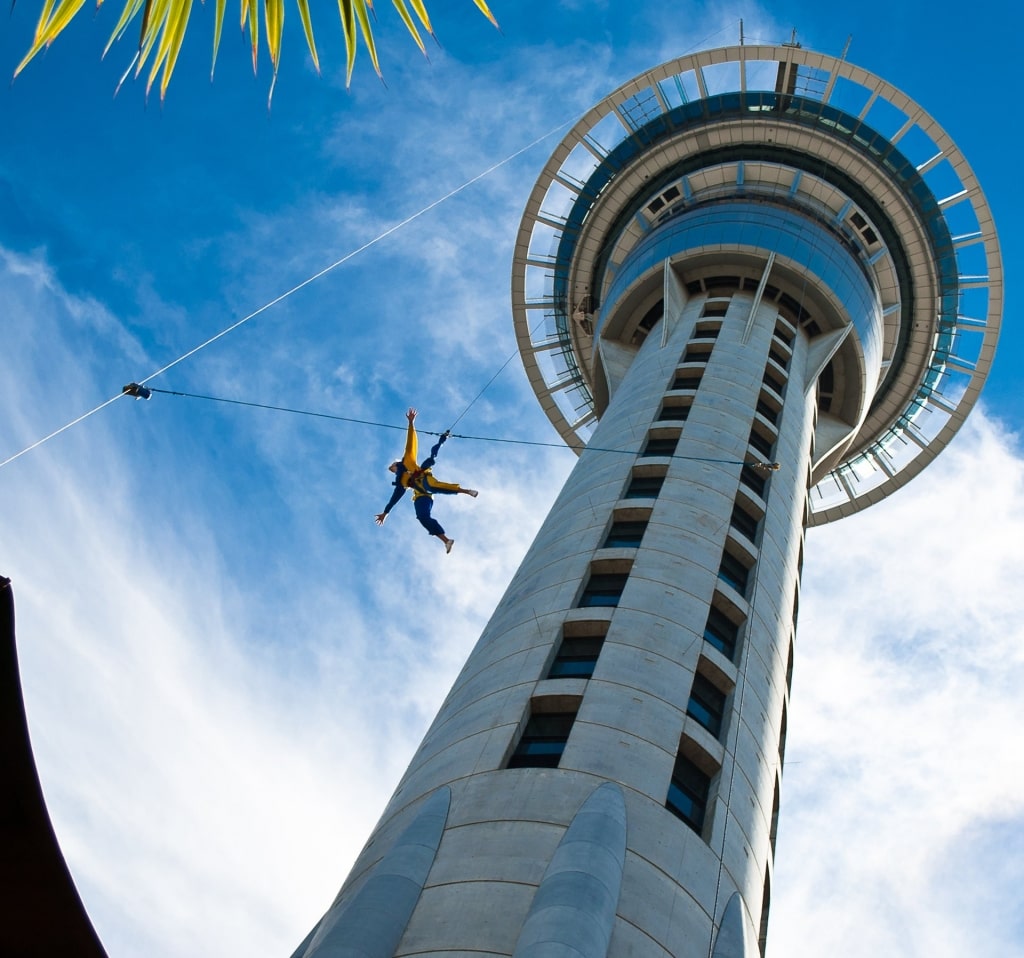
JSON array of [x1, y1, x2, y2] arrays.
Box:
[[666, 755, 711, 833], [718, 551, 751, 597], [687, 672, 727, 738], [548, 635, 604, 679], [704, 606, 739, 660], [642, 437, 678, 457], [508, 712, 576, 768], [579, 573, 628, 608], [624, 474, 665, 499], [603, 521, 647, 548]]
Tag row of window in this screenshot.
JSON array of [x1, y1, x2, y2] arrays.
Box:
[[508, 309, 799, 842], [507, 702, 719, 835]]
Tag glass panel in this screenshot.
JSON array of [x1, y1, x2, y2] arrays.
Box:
[[642, 437, 678, 457], [580, 573, 628, 607], [730, 503, 760, 541], [718, 552, 750, 596], [658, 405, 690, 421], [603, 521, 647, 548], [666, 756, 710, 833], [625, 474, 664, 498], [704, 607, 738, 660], [687, 673, 726, 737]]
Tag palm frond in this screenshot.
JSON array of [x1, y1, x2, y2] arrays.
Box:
[[336, 0, 357, 86], [294, 0, 318, 74], [210, 0, 226, 77], [14, 0, 500, 97], [353, 0, 380, 80], [470, 0, 497, 28], [14, 0, 87, 77], [390, 0, 426, 56]]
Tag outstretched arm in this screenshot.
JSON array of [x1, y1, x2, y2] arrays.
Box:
[[376, 485, 406, 525], [402, 407, 418, 470]]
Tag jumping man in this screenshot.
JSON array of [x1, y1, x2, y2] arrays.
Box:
[[375, 408, 478, 553]]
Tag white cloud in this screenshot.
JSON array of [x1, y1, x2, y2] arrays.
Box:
[[769, 412, 1024, 958]]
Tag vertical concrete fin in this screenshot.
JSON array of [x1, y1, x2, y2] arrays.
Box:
[[296, 786, 451, 958], [741, 251, 776, 344], [512, 782, 627, 958], [662, 259, 686, 347], [803, 325, 851, 393], [710, 891, 760, 958]]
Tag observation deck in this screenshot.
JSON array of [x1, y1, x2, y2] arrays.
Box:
[[511, 43, 1002, 524]]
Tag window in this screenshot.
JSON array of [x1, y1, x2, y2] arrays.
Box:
[[632, 301, 664, 345], [682, 344, 713, 364], [642, 436, 678, 457], [705, 276, 741, 291], [703, 605, 740, 661], [701, 302, 729, 318], [579, 572, 628, 608], [785, 640, 794, 692], [692, 323, 720, 340], [740, 465, 767, 498], [773, 324, 794, 348], [778, 704, 788, 767], [802, 318, 822, 337], [718, 549, 751, 597], [763, 370, 785, 396], [777, 292, 809, 324], [508, 711, 576, 768], [666, 753, 711, 833], [603, 520, 647, 549], [548, 634, 604, 679], [658, 403, 690, 422], [671, 372, 703, 391], [687, 672, 727, 738], [730, 502, 760, 542], [769, 777, 781, 855], [758, 872, 771, 957], [748, 428, 775, 460], [756, 397, 779, 426], [624, 473, 665, 499], [768, 346, 789, 369]]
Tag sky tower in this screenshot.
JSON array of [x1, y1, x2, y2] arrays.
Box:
[[292, 42, 1001, 958]]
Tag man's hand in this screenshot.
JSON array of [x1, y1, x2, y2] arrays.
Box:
[[407, 407, 417, 423], [375, 513, 387, 525]]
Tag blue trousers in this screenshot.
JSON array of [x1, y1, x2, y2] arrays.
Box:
[[414, 495, 445, 536]]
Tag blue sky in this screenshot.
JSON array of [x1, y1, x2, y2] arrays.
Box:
[[1, 2, 1021, 956]]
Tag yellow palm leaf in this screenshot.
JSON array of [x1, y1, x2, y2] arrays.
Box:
[[13, 0, 87, 77], [336, 0, 358, 86], [152, 0, 192, 99], [353, 0, 380, 80], [239, 0, 258, 72], [14, 0, 500, 96], [390, 0, 426, 56], [136, 0, 170, 79], [211, 0, 227, 78], [265, 0, 284, 71], [404, 0, 433, 34], [295, 0, 319, 74], [102, 0, 146, 58], [470, 0, 497, 28]]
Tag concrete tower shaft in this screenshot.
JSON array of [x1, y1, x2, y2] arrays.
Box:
[[294, 44, 1001, 958], [297, 293, 809, 958]]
